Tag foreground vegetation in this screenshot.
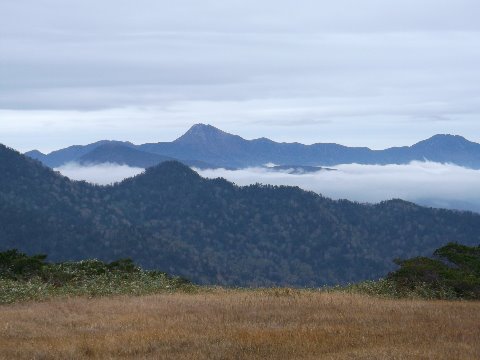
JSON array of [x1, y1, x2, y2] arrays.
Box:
[[1, 242, 479, 304], [0, 250, 193, 304], [1, 290, 479, 359], [345, 242, 480, 300]]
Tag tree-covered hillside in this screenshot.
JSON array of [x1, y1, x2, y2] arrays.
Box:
[[1, 144, 480, 286]]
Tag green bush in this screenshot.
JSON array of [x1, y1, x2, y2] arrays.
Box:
[[0, 249, 195, 304], [387, 242, 480, 299], [0, 249, 48, 280]]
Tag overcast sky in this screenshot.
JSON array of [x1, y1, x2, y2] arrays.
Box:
[[1, 0, 480, 152]]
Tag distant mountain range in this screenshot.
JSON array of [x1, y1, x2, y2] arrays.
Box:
[[2, 143, 480, 286], [26, 139, 217, 169], [25, 124, 480, 169]]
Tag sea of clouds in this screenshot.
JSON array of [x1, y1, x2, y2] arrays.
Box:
[[56, 162, 144, 185], [55, 161, 480, 213]]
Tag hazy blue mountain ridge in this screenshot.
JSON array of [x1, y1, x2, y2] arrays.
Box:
[[78, 143, 175, 168], [25, 124, 480, 169], [26, 140, 135, 168]]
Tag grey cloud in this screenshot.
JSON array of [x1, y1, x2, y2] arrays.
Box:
[[0, 1, 479, 150], [2, 1, 480, 35]]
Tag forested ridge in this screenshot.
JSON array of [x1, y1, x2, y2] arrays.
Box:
[[1, 143, 480, 286]]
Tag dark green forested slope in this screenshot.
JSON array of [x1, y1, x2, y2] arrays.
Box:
[[1, 144, 480, 286]]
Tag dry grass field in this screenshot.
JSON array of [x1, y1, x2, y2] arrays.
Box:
[[0, 289, 479, 360]]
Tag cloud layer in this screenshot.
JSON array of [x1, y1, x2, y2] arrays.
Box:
[[56, 161, 480, 213], [56, 163, 144, 185], [1, 1, 480, 151], [196, 162, 480, 212]]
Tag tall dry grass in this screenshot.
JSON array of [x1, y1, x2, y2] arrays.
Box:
[[0, 289, 479, 359]]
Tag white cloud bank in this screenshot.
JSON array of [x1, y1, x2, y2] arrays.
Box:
[[196, 162, 480, 212], [55, 163, 144, 185], [56, 161, 480, 213]]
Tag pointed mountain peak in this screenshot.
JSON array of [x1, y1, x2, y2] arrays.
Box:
[[428, 134, 467, 142], [188, 123, 220, 132], [414, 134, 472, 148], [174, 124, 244, 145]]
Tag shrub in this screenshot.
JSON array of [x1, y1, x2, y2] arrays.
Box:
[[387, 242, 480, 299], [0, 249, 48, 280], [0, 249, 195, 303]]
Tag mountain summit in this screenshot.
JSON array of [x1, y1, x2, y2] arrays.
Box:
[[413, 134, 471, 149], [174, 124, 245, 146], [408, 134, 479, 166]]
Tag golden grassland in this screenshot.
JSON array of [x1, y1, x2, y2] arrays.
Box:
[[0, 289, 479, 360]]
